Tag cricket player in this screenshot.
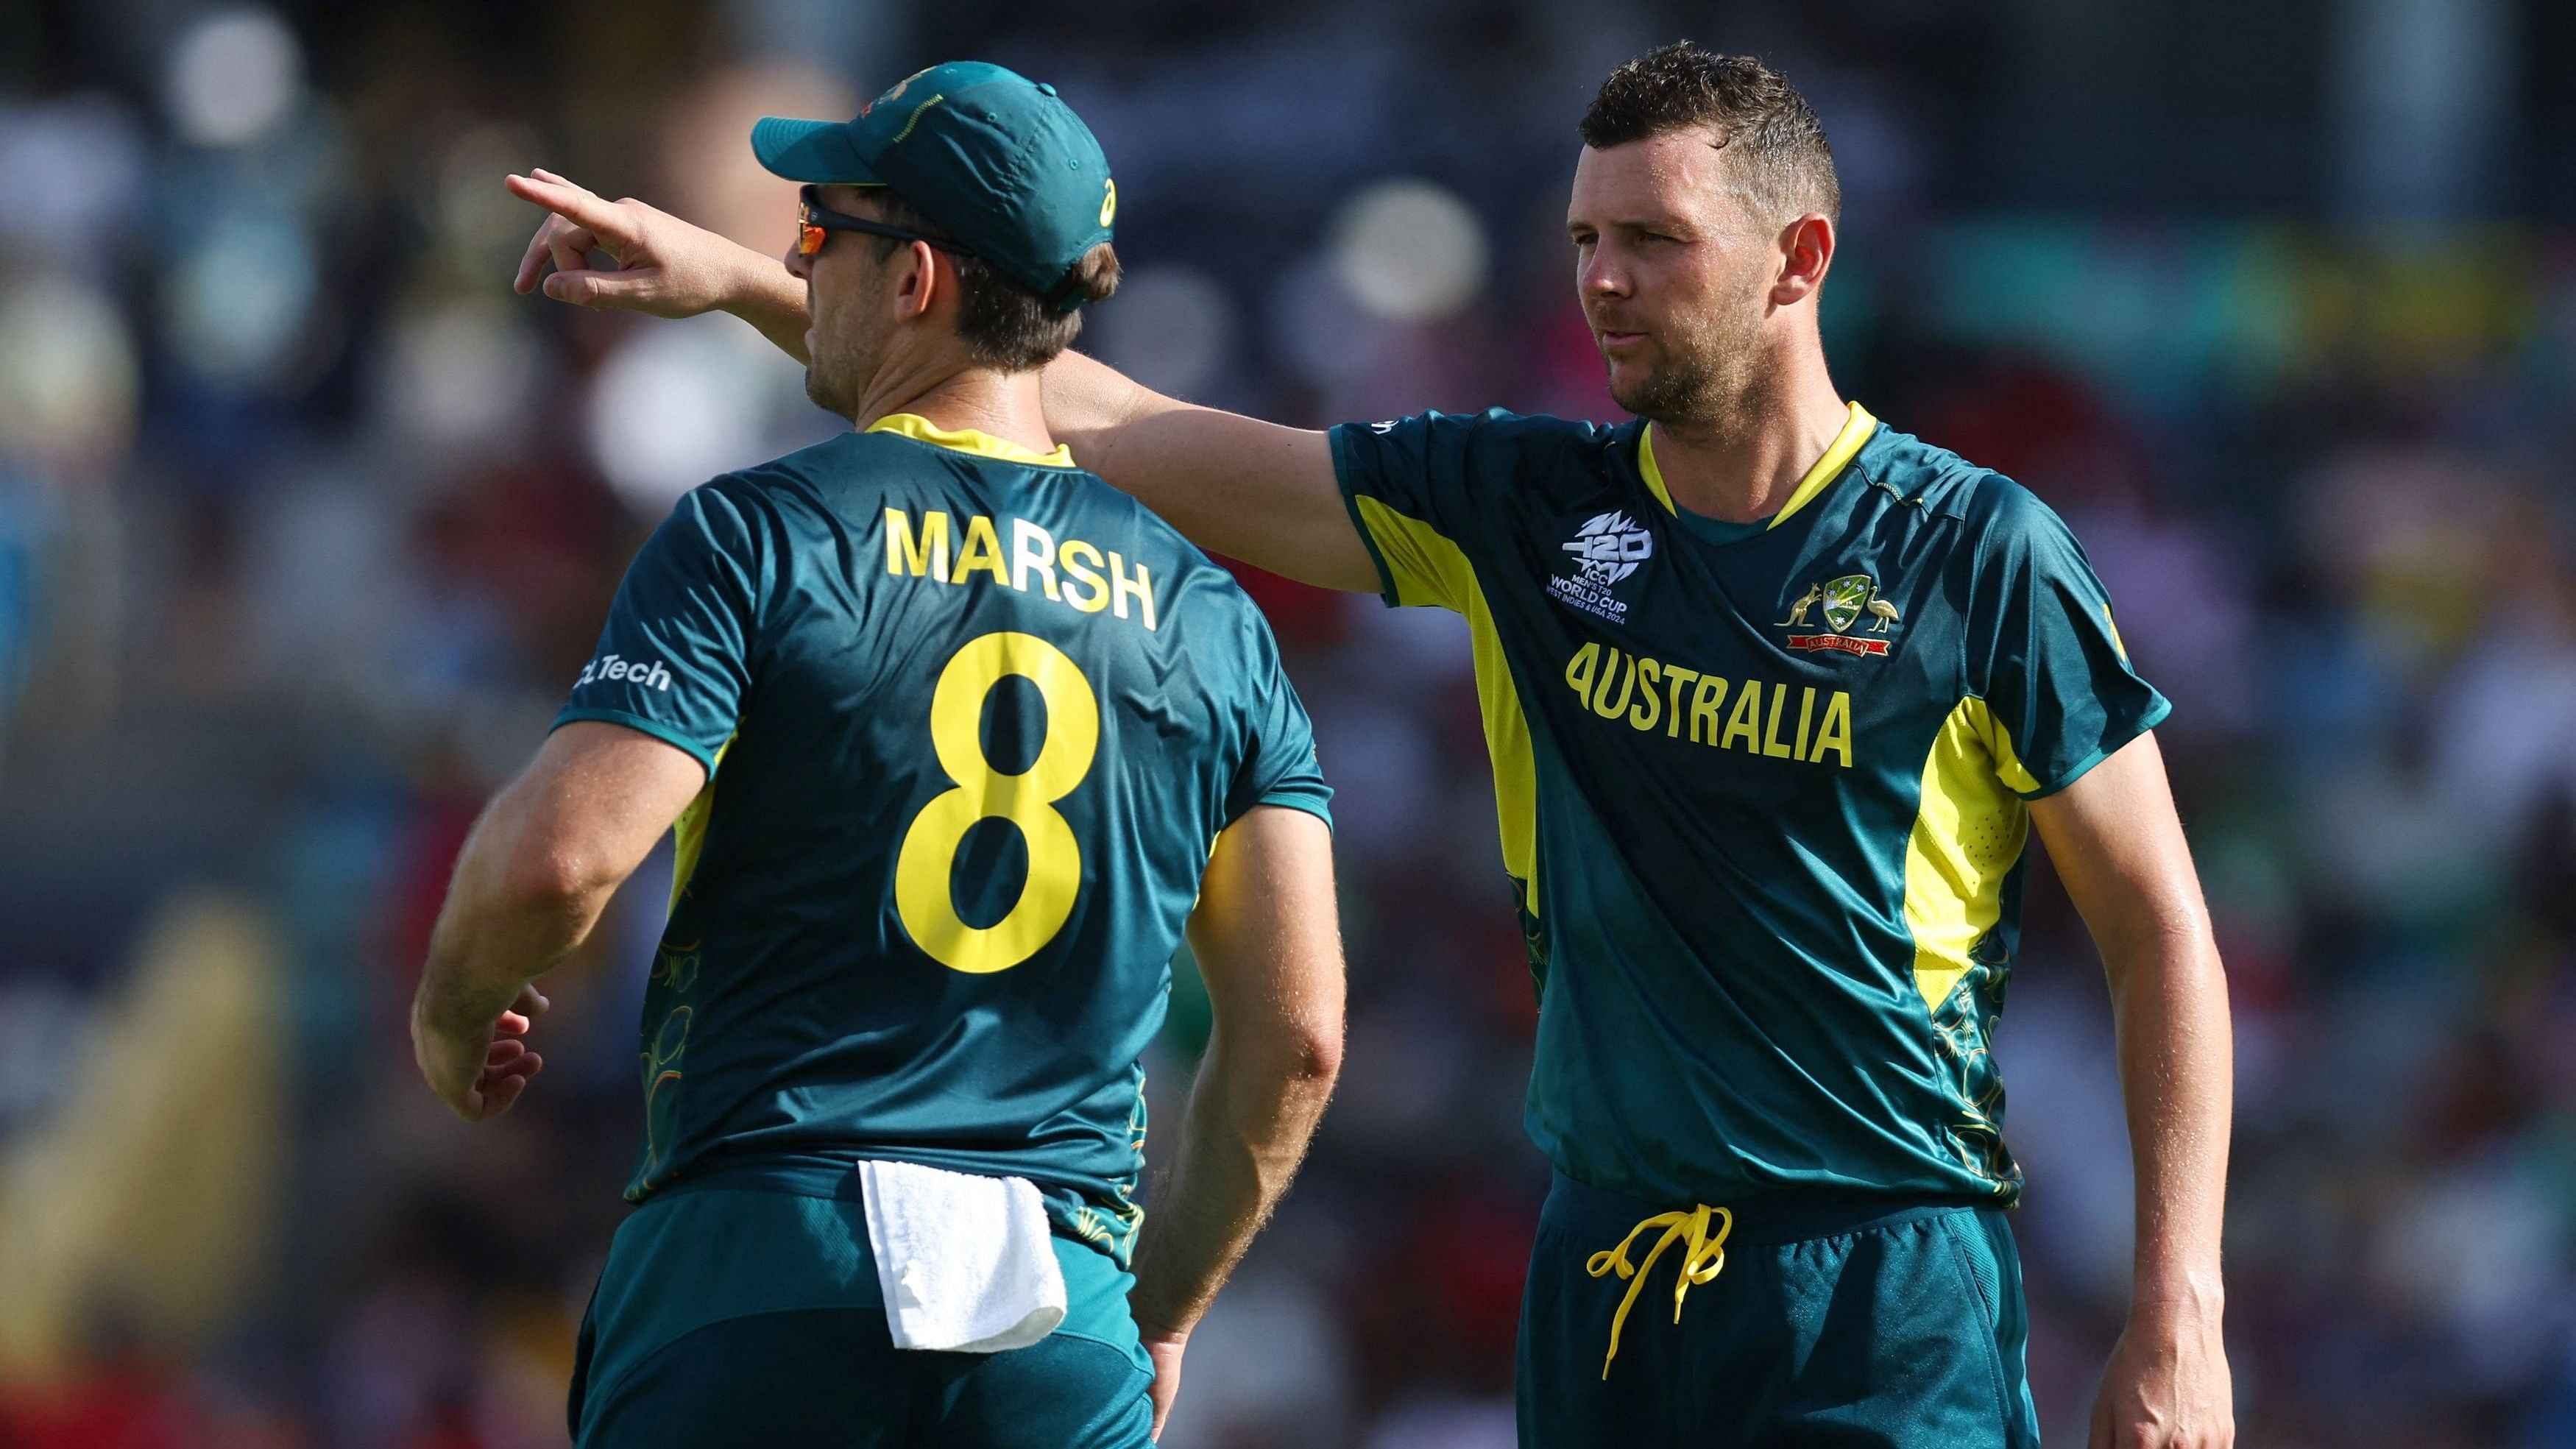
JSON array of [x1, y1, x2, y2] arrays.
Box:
[[514, 43, 2234, 1449], [417, 62, 1344, 1448]]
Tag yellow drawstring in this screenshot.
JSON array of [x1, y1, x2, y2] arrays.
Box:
[[1583, 1203, 1733, 1378]]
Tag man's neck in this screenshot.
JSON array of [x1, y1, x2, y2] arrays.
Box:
[[854, 357, 1057, 456], [1647, 347, 1850, 524]]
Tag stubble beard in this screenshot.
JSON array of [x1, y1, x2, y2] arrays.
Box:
[[804, 333, 866, 422], [802, 272, 889, 423], [1607, 297, 1774, 439]]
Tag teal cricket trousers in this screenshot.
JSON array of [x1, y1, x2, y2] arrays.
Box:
[[1517, 1171, 2042, 1448], [569, 1185, 1153, 1449]]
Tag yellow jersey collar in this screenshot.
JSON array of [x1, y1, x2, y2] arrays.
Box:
[[1638, 401, 1878, 531], [864, 412, 1077, 469]]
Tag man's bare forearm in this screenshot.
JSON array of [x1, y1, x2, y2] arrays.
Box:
[[1128, 1025, 1337, 1338], [413, 801, 612, 1038], [2029, 737, 2232, 1322], [1130, 807, 1344, 1340], [2107, 925, 2232, 1319], [2031, 737, 2234, 1445], [510, 183, 1376, 588], [719, 245, 813, 365], [414, 725, 702, 1038]]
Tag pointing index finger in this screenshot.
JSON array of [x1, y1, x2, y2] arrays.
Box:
[[505, 171, 638, 251]]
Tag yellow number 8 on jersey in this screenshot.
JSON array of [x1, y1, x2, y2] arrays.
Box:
[[894, 631, 1099, 974]]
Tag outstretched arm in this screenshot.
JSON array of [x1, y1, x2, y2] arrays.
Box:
[[505, 171, 1378, 589], [411, 721, 707, 1120], [1130, 804, 1344, 1439], [1040, 353, 1378, 591], [2029, 732, 2234, 1449]]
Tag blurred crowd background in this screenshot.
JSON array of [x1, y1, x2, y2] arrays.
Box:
[[4, 0, 2575, 1445]]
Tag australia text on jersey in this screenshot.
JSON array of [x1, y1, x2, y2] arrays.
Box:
[[883, 508, 1160, 631], [1563, 640, 1855, 768]]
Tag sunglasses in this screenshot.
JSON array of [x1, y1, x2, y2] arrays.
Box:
[[797, 185, 969, 258]]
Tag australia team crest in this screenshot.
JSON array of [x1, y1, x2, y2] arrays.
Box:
[[1778, 572, 1900, 656]]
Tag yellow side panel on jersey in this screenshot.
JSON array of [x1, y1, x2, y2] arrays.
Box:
[[669, 734, 735, 913], [1351, 495, 1540, 913], [1903, 699, 2039, 1012]]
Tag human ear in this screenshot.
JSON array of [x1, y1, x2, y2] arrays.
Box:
[[1772, 213, 1835, 306], [895, 240, 941, 322]]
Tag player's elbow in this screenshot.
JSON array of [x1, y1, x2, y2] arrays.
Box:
[[495, 831, 620, 918], [1209, 1004, 1342, 1096], [1299, 1015, 1345, 1085], [1220, 1018, 1340, 1141], [1262, 1012, 1344, 1092]]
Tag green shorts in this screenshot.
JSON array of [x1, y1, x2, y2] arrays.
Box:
[[1517, 1172, 2041, 1448], [569, 1183, 1153, 1449]]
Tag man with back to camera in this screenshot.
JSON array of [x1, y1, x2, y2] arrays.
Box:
[[414, 61, 1346, 1448], [513, 43, 2234, 1449]]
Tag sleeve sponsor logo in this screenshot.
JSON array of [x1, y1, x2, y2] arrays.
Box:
[[576, 653, 674, 691]]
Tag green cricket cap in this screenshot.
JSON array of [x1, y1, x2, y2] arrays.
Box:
[[752, 61, 1117, 312]]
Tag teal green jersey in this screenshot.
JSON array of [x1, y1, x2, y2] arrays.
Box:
[[556, 414, 1331, 1263], [1332, 403, 2165, 1209]]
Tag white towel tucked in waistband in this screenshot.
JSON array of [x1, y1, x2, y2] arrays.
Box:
[[858, 1159, 1068, 1353]]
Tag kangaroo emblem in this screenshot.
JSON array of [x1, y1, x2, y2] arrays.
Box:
[[1786, 573, 1900, 656]]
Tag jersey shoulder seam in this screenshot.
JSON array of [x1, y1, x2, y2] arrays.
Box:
[[1852, 427, 2003, 522]]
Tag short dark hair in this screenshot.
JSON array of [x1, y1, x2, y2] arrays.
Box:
[[1579, 43, 1840, 225], [866, 190, 1121, 372]]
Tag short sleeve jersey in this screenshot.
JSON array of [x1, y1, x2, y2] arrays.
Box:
[[1332, 403, 2165, 1208], [559, 414, 1331, 1264]]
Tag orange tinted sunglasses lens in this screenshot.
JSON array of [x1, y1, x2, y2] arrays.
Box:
[[798, 218, 827, 255]]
